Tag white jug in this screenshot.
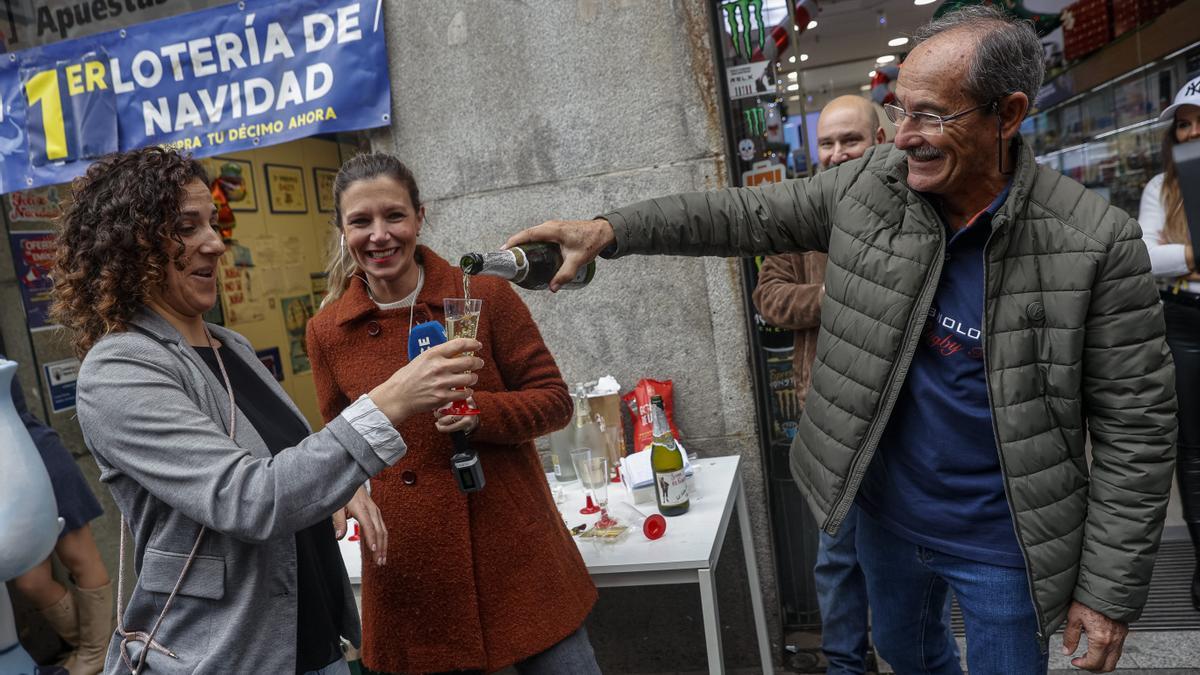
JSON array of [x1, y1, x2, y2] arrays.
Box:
[[0, 358, 63, 579], [0, 358, 62, 671]]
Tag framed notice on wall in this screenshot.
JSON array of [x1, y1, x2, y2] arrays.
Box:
[[313, 168, 337, 212], [203, 157, 258, 212], [265, 164, 308, 214]]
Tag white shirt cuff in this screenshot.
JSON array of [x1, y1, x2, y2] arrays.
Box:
[[340, 394, 407, 465]]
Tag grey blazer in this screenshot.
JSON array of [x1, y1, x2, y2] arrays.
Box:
[[76, 309, 405, 674]]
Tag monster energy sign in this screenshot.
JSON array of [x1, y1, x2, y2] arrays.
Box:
[[721, 0, 766, 59], [744, 107, 766, 136]]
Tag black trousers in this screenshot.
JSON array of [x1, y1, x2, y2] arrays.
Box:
[[1163, 299, 1200, 528]]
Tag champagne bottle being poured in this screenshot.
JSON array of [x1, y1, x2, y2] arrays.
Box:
[[460, 243, 595, 291]]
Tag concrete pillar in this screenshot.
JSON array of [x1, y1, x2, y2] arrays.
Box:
[[378, 0, 781, 669]]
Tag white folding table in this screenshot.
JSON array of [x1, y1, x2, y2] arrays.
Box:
[[339, 455, 775, 674], [556, 455, 774, 675]]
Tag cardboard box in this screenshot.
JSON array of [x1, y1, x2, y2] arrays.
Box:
[[1112, 0, 1172, 37], [1062, 0, 1111, 62]]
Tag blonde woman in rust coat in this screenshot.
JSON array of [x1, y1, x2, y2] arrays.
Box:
[[306, 153, 599, 675]]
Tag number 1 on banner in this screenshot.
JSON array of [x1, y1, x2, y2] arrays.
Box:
[[25, 69, 68, 162]]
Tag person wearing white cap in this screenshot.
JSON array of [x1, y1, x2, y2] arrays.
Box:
[[1139, 72, 1200, 611]]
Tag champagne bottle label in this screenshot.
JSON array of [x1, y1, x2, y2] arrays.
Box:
[[656, 469, 688, 507]]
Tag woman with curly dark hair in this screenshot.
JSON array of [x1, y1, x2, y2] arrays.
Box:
[[54, 146, 482, 675]]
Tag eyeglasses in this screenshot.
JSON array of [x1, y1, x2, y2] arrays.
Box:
[[883, 101, 995, 135]]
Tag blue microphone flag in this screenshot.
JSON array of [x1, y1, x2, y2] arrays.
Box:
[[407, 321, 448, 361]]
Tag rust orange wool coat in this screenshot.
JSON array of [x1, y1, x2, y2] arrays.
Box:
[[306, 246, 597, 674]]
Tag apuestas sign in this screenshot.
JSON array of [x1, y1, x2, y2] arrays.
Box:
[[0, 0, 390, 193]]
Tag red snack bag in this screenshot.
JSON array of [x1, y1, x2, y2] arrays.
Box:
[[622, 379, 683, 453]]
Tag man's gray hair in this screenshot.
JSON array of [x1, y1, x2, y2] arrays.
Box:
[[912, 5, 1045, 114]]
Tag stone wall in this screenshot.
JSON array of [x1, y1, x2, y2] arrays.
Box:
[[376, 0, 780, 669]]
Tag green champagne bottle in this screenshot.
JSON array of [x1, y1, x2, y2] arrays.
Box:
[[459, 243, 595, 291], [650, 395, 689, 516]]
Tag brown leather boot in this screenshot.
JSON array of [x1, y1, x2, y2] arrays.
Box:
[[69, 582, 113, 675], [37, 587, 80, 664]]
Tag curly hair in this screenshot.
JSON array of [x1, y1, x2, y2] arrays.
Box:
[[51, 147, 209, 357]]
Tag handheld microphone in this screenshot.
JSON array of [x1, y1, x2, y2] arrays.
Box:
[[407, 321, 485, 493]]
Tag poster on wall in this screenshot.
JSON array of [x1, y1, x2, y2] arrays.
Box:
[[266, 164, 308, 213], [7, 185, 66, 222], [256, 347, 285, 382], [311, 272, 330, 307], [9, 230, 56, 330], [41, 358, 81, 413], [0, 0, 392, 194], [313, 168, 337, 212], [218, 250, 266, 324], [281, 295, 314, 374], [202, 157, 257, 212], [242, 233, 308, 296]]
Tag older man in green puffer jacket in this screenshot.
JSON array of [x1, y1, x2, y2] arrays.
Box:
[[505, 6, 1176, 675]]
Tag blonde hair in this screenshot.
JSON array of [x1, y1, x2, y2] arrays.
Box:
[[1161, 125, 1188, 246], [321, 229, 358, 310], [320, 153, 423, 310]]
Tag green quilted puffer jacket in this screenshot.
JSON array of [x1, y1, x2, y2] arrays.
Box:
[[602, 138, 1177, 644]]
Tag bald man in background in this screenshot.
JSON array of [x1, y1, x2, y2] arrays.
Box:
[[753, 96, 887, 675]]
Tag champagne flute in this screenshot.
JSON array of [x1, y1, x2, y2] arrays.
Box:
[[443, 298, 482, 416], [584, 456, 617, 529], [571, 449, 601, 515], [573, 450, 616, 527]]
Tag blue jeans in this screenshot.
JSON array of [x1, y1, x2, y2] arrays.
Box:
[[816, 505, 957, 674], [514, 625, 601, 675], [856, 511, 1048, 675], [423, 625, 600, 675], [304, 657, 351, 675], [815, 505, 870, 674]]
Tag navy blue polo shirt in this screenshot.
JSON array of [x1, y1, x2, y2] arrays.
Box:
[[857, 183, 1025, 568]]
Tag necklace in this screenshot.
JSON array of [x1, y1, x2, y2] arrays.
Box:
[[204, 326, 236, 436]]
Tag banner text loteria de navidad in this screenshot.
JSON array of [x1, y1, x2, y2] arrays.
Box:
[[0, 0, 391, 193]]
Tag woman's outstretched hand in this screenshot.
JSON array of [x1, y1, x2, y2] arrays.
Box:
[[369, 338, 483, 424]]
